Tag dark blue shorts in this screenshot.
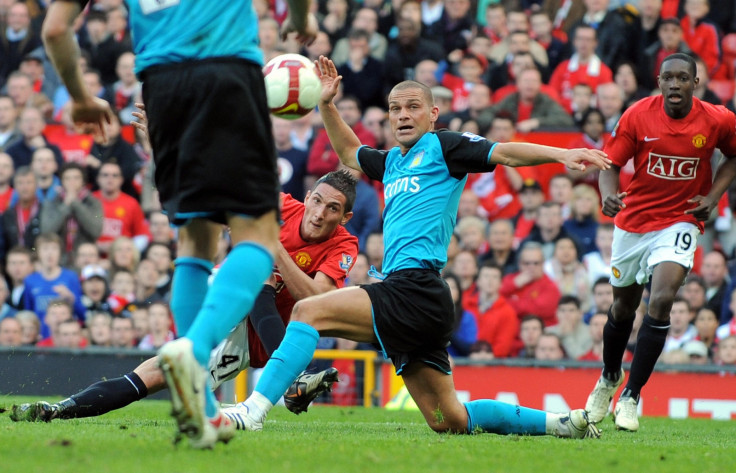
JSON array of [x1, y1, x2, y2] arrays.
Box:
[[362, 269, 454, 374], [142, 58, 279, 225]]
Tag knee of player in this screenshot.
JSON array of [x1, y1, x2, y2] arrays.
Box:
[[291, 299, 319, 324], [648, 292, 678, 318]]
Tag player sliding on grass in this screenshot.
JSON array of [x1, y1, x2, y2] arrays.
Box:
[[221, 56, 611, 438], [583, 53, 736, 432], [11, 170, 359, 425]]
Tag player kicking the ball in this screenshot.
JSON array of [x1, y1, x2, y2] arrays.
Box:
[[584, 53, 736, 431]]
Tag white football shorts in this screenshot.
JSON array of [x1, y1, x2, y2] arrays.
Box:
[[610, 221, 699, 287]]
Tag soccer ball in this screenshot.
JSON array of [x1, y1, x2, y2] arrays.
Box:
[[263, 54, 322, 120]]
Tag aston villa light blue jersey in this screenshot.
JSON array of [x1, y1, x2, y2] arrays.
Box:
[[125, 0, 263, 74], [357, 130, 498, 274]]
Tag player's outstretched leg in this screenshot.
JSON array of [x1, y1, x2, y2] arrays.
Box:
[[464, 400, 600, 439], [10, 369, 153, 422]]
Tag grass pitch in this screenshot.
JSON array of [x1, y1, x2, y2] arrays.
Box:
[[1, 396, 734, 473]]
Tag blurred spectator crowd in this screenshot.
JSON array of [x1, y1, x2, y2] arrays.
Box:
[[0, 0, 735, 369]]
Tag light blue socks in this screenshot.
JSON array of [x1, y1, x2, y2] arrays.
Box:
[[182, 243, 273, 417], [464, 399, 546, 435], [254, 321, 320, 405]]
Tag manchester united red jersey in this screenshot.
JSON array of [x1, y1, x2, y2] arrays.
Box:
[[605, 96, 736, 234], [248, 193, 359, 367]]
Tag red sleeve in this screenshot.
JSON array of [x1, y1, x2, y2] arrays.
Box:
[[603, 106, 637, 168], [313, 230, 359, 288], [599, 65, 613, 84], [491, 302, 519, 358], [548, 64, 564, 95], [499, 274, 519, 297]]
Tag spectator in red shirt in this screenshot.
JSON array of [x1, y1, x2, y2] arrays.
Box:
[[93, 162, 150, 255], [549, 25, 613, 113], [463, 262, 519, 357], [681, 0, 721, 77], [500, 241, 561, 327]]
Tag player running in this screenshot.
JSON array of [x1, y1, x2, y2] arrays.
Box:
[[584, 53, 736, 431], [11, 171, 359, 427], [221, 56, 611, 439]]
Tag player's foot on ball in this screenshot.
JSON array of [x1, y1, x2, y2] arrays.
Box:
[[550, 409, 601, 439], [9, 401, 59, 422], [585, 368, 625, 423], [613, 396, 639, 432], [158, 338, 211, 448], [222, 402, 264, 431], [284, 367, 339, 415]]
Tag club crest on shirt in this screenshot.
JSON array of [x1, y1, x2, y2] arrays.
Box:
[[612, 266, 621, 279], [294, 251, 312, 268], [339, 253, 354, 274], [409, 151, 424, 168], [692, 134, 707, 148]]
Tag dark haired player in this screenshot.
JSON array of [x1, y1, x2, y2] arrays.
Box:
[[584, 53, 736, 431], [12, 171, 359, 429], [225, 56, 611, 439], [41, 0, 318, 448]]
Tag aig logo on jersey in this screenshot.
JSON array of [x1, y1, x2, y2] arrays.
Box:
[[646, 153, 699, 180]]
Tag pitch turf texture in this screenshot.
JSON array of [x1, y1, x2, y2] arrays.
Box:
[[1, 397, 734, 473]]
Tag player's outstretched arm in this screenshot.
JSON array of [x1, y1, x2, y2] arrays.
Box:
[[686, 155, 736, 221], [491, 142, 611, 171], [316, 55, 363, 172], [43, 1, 113, 142]]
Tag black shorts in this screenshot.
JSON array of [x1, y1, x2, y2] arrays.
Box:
[[141, 58, 279, 226], [362, 269, 455, 374]]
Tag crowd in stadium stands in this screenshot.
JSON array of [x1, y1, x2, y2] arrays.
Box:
[[1, 0, 736, 370]]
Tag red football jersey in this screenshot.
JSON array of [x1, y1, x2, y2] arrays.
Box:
[[605, 96, 736, 234], [248, 193, 359, 367]]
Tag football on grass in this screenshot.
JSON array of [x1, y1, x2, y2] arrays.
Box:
[[263, 54, 322, 119]]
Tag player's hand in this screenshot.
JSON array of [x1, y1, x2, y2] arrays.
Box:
[[685, 195, 716, 221], [316, 55, 342, 106], [70, 96, 114, 144], [281, 13, 319, 45], [131, 102, 149, 141], [561, 148, 611, 171], [602, 191, 627, 217]]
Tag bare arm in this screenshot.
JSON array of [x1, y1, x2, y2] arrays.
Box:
[[599, 165, 627, 218], [315, 56, 363, 171], [491, 142, 611, 171], [281, 0, 319, 44], [43, 2, 113, 140]]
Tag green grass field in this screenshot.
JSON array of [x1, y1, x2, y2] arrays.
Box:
[[1, 396, 734, 473]]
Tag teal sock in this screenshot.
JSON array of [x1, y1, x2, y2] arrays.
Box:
[[464, 400, 546, 435], [205, 379, 217, 417], [186, 242, 274, 365], [169, 257, 213, 334], [254, 321, 320, 405]]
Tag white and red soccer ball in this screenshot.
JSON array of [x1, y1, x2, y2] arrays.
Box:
[[263, 54, 322, 120]]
